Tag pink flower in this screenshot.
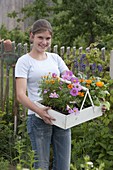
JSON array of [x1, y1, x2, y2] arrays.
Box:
[[52, 73, 57, 78], [66, 105, 71, 111], [71, 77, 79, 84], [49, 92, 59, 98], [68, 109, 74, 114], [70, 87, 79, 96], [73, 107, 79, 114], [66, 105, 73, 114], [70, 107, 79, 115], [43, 89, 48, 94], [62, 70, 73, 81], [73, 82, 82, 91], [66, 105, 79, 115]]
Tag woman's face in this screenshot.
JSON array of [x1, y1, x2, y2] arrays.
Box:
[[31, 31, 52, 53]]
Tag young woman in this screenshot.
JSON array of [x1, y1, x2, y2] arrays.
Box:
[[15, 19, 71, 170]]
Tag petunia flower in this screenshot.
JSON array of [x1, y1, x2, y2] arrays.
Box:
[[68, 109, 74, 114], [72, 107, 79, 115], [49, 92, 59, 98], [68, 107, 79, 115], [73, 82, 82, 91], [70, 87, 79, 96], [62, 70, 73, 81], [52, 73, 57, 78], [71, 77, 79, 84]]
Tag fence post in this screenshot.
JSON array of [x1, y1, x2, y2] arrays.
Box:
[[79, 47, 83, 54], [0, 41, 4, 109], [53, 45, 58, 53], [86, 47, 90, 53], [24, 43, 28, 53], [110, 50, 113, 79], [66, 47, 70, 58], [72, 46, 76, 57], [101, 47, 105, 61], [60, 46, 65, 59], [17, 43, 22, 58]]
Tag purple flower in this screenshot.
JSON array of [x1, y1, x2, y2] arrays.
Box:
[[62, 70, 73, 81], [73, 82, 82, 91], [70, 87, 78, 96], [74, 60, 79, 68], [43, 89, 48, 94], [80, 63, 86, 71], [66, 105, 74, 114], [71, 77, 79, 84], [90, 63, 96, 70], [68, 109, 74, 114], [80, 54, 86, 62], [70, 107, 79, 115], [97, 64, 103, 72], [81, 54, 86, 59], [67, 106, 79, 115], [52, 73, 57, 78], [49, 92, 59, 98]]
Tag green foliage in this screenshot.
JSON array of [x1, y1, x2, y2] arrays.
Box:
[[8, 0, 52, 22], [14, 139, 36, 170], [80, 155, 105, 170], [8, 29, 29, 44], [70, 155, 105, 170], [52, 0, 113, 46], [0, 25, 29, 44], [0, 110, 15, 163], [0, 25, 10, 40], [0, 157, 9, 170], [71, 109, 113, 169], [2, 0, 113, 49]]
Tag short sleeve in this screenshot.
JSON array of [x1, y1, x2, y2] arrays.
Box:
[[15, 55, 29, 78], [51, 53, 69, 73]]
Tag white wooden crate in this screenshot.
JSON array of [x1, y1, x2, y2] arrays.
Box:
[[34, 101, 102, 129], [34, 79, 103, 129]]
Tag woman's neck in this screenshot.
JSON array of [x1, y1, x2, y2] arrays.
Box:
[[29, 50, 47, 60]]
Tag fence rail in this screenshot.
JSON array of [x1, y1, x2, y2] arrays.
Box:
[[0, 40, 112, 133]]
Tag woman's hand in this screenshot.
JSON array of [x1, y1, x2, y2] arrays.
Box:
[[16, 78, 55, 125], [37, 107, 56, 125]]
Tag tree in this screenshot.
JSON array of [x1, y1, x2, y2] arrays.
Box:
[[7, 0, 113, 47], [7, 0, 53, 30], [21, 0, 52, 20], [52, 0, 113, 46]]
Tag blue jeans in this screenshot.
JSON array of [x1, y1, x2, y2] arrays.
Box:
[[27, 114, 71, 170]]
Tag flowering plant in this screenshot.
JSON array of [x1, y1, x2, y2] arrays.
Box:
[[77, 72, 110, 110], [39, 71, 110, 115]]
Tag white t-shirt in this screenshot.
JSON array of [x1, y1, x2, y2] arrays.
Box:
[[15, 52, 69, 115]]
